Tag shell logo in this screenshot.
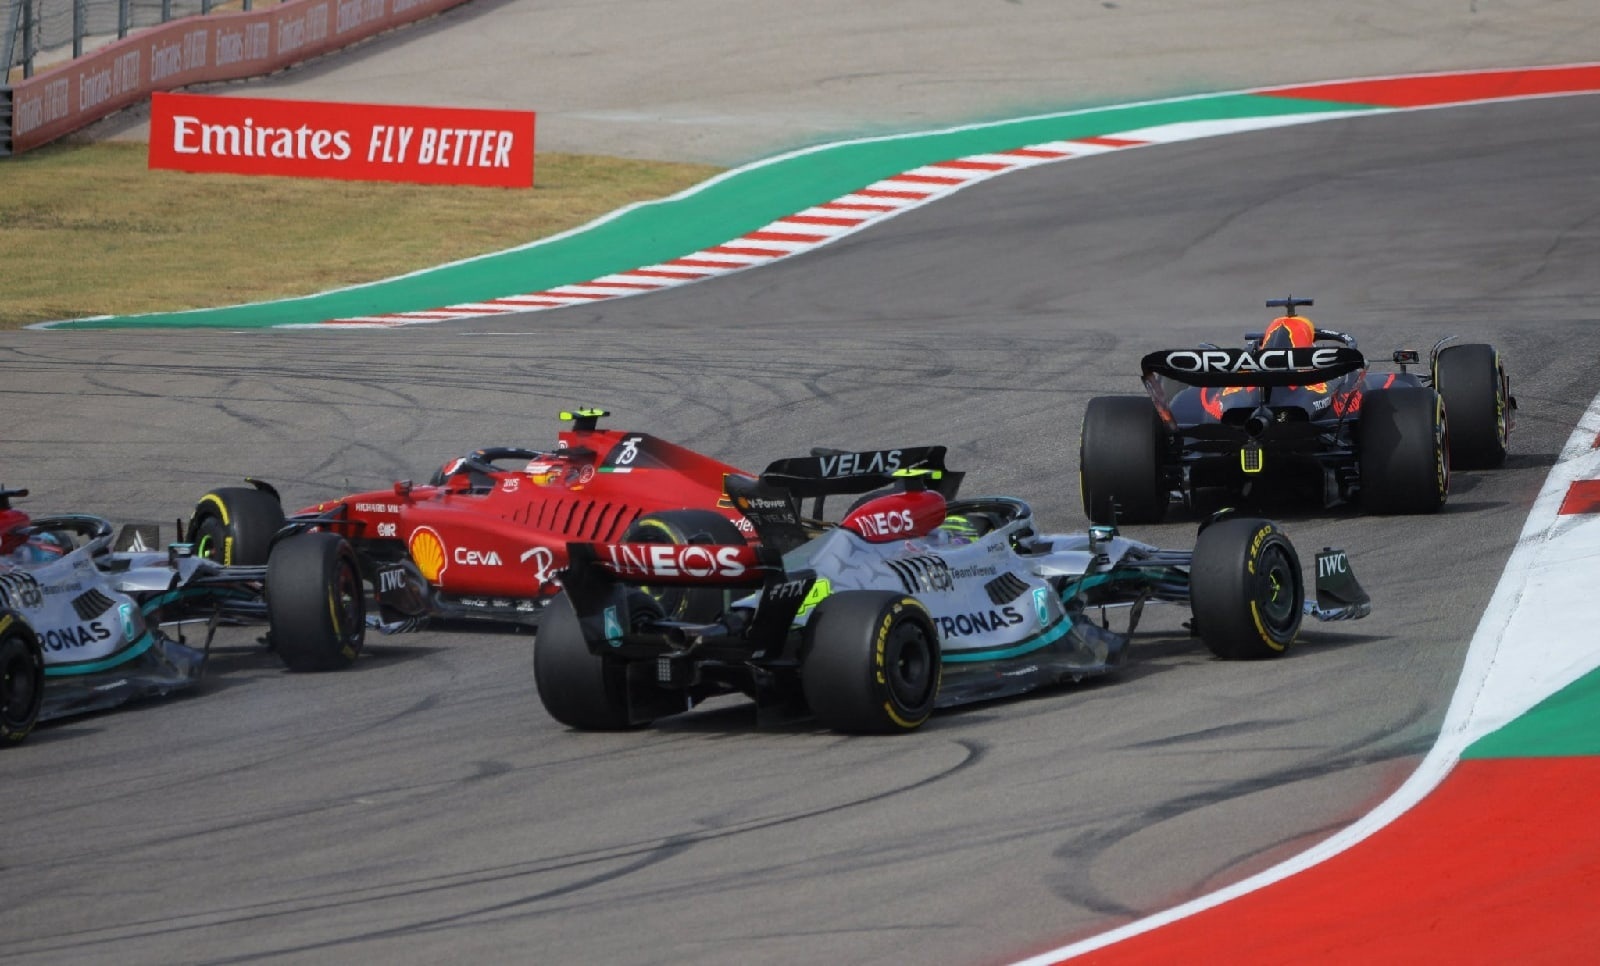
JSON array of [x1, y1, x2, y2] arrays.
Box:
[[409, 527, 447, 582]]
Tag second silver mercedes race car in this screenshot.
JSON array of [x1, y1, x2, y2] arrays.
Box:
[[1, 485, 362, 744]]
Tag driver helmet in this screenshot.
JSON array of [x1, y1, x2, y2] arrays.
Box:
[[524, 456, 564, 486], [937, 514, 985, 544], [3, 531, 68, 563], [1262, 315, 1316, 350]]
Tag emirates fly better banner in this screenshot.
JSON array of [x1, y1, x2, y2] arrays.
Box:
[[148, 92, 535, 188]]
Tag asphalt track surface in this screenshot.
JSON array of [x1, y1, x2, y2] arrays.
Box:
[[3, 88, 1597, 964], [90, 0, 1600, 167]]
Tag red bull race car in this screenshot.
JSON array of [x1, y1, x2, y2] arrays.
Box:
[[1079, 296, 1515, 524], [534, 446, 1371, 734], [187, 410, 754, 666]]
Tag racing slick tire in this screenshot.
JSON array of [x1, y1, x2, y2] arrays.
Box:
[[1434, 343, 1510, 470], [265, 532, 365, 672], [1358, 387, 1448, 515], [1190, 518, 1304, 660], [191, 486, 285, 566], [0, 610, 45, 745], [534, 590, 661, 731], [1080, 395, 1168, 526], [801, 591, 941, 734], [621, 509, 746, 623]]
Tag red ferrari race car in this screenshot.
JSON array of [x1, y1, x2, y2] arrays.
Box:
[[188, 409, 755, 657]]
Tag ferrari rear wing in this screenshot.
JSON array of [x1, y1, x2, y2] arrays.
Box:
[[1140, 346, 1365, 389]]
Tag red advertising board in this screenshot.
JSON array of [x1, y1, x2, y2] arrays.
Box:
[[148, 91, 534, 188]]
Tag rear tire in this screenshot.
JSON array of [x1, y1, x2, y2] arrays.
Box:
[[0, 611, 45, 745], [802, 591, 940, 733], [1434, 343, 1510, 469], [1080, 395, 1168, 525], [1359, 388, 1448, 515], [534, 590, 655, 731], [191, 487, 284, 565], [266, 532, 365, 671], [1190, 518, 1304, 660], [621, 509, 746, 622]]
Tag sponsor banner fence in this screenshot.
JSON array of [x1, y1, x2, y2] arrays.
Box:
[[149, 91, 534, 186], [3, 0, 471, 154]]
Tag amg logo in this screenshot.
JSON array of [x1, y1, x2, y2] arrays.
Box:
[[1163, 347, 1341, 374]]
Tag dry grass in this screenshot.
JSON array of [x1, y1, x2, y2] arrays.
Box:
[[0, 141, 722, 328]]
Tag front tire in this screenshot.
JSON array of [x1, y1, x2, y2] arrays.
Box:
[[534, 590, 655, 731], [1359, 388, 1448, 515], [266, 532, 365, 671], [1434, 343, 1510, 469], [1080, 395, 1168, 525], [0, 611, 45, 745], [191, 486, 285, 565], [621, 509, 747, 623], [1190, 518, 1304, 660], [802, 591, 940, 733]]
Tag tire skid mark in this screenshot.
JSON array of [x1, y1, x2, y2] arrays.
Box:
[[12, 740, 986, 961]]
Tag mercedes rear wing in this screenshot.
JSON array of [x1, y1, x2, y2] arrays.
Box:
[[758, 445, 962, 500], [728, 445, 962, 553]]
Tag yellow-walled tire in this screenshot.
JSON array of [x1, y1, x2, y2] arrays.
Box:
[[1190, 518, 1303, 660], [190, 486, 285, 565], [802, 591, 940, 733]]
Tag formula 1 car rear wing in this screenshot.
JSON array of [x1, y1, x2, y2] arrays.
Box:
[[1140, 346, 1366, 389], [759, 445, 962, 500], [1139, 345, 1368, 431], [734, 445, 962, 551]]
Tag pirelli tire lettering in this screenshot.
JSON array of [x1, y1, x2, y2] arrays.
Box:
[[1189, 518, 1304, 661], [802, 591, 942, 734]]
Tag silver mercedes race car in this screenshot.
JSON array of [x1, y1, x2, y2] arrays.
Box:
[[533, 447, 1371, 734], [1, 485, 361, 744]]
